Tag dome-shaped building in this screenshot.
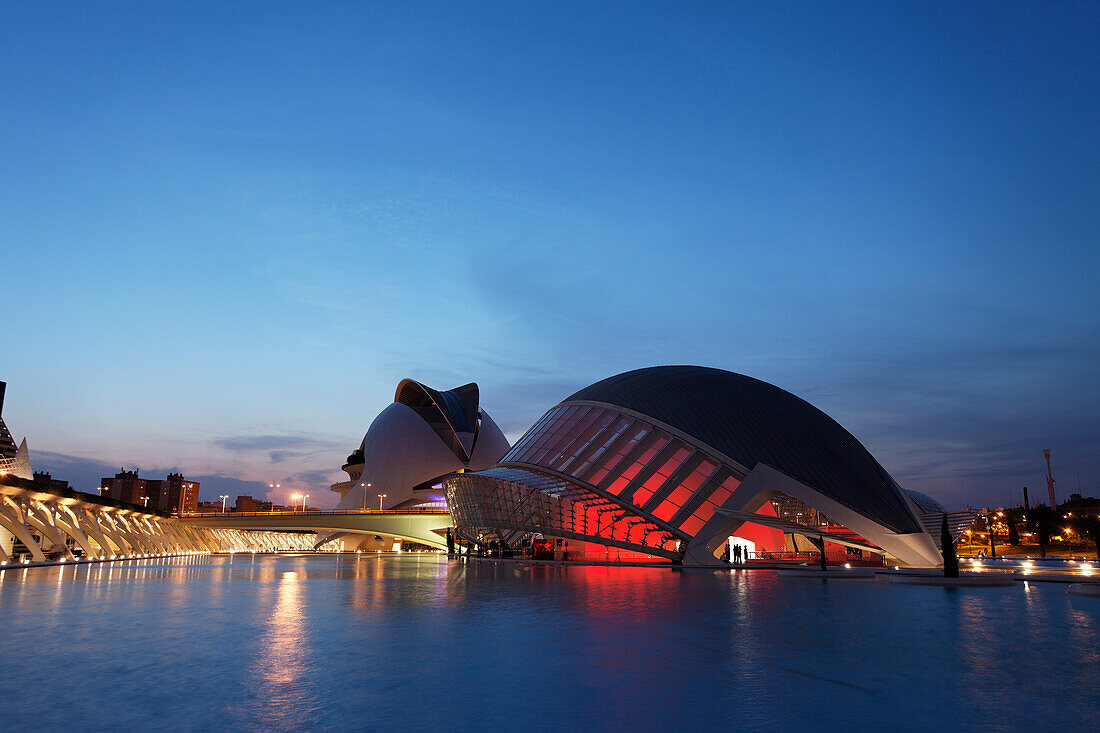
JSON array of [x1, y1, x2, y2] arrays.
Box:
[[445, 366, 957, 567], [332, 379, 510, 512]]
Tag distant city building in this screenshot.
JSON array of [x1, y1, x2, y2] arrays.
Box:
[[234, 495, 271, 512], [32, 471, 70, 491], [100, 470, 199, 513]]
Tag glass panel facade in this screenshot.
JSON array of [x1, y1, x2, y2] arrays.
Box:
[[499, 403, 748, 540], [445, 466, 679, 557]]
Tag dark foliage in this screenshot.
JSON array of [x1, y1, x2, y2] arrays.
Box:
[[941, 514, 958, 578], [1027, 505, 1058, 558], [1077, 516, 1100, 560]]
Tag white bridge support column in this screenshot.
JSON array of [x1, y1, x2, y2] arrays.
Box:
[[50, 505, 100, 560], [157, 521, 186, 553], [161, 522, 187, 552], [134, 516, 170, 554], [106, 513, 150, 555], [153, 520, 179, 553], [0, 498, 47, 561], [126, 515, 158, 553], [64, 506, 109, 557], [97, 512, 137, 556], [222, 530, 247, 552], [23, 502, 75, 560], [128, 515, 165, 554], [75, 508, 118, 557], [186, 526, 216, 553]]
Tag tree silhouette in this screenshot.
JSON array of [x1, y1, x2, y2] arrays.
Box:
[[1078, 515, 1100, 561], [941, 514, 958, 578], [1007, 515, 1020, 546], [1027, 506, 1058, 558], [986, 512, 997, 558]]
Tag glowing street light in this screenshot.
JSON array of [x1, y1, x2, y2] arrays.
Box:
[[219, 494, 230, 513], [360, 482, 371, 510], [268, 483, 281, 511], [377, 493, 387, 511], [140, 495, 149, 508]]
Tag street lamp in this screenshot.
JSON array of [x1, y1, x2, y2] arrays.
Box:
[[219, 494, 229, 513], [291, 493, 302, 511], [268, 483, 281, 511], [360, 482, 371, 511], [140, 495, 149, 508], [378, 493, 387, 511], [302, 494, 310, 510]]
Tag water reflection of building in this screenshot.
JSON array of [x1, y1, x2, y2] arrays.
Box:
[[447, 366, 966, 567], [253, 568, 307, 724]]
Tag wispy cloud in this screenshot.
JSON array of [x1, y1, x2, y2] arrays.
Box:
[[213, 435, 331, 452], [213, 433, 346, 464]]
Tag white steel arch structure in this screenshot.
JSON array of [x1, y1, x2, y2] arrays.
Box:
[[0, 477, 313, 564]]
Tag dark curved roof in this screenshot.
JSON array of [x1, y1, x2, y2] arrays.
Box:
[[395, 379, 480, 461], [564, 366, 921, 534]]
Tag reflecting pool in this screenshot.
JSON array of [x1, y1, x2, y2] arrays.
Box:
[[1, 554, 1098, 730]]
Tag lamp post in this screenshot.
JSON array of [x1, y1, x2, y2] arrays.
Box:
[[268, 483, 281, 511], [140, 495, 149, 508], [219, 494, 229, 513], [360, 482, 371, 511], [378, 493, 387, 511], [291, 493, 302, 511], [302, 494, 310, 510]]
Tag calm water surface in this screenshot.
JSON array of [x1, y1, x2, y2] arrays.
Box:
[[2, 554, 1098, 731]]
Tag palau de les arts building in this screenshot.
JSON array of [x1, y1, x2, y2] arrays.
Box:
[[332, 367, 968, 567]]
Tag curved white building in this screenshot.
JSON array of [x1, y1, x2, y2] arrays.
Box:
[[332, 379, 510, 512], [447, 366, 971, 567]]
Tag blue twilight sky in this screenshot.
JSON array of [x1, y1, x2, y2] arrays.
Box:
[[2, 1, 1098, 508]]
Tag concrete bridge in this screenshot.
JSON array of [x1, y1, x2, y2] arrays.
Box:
[[0, 475, 313, 563], [178, 509, 453, 551]]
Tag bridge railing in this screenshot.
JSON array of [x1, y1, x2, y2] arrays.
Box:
[[180, 508, 451, 518]]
